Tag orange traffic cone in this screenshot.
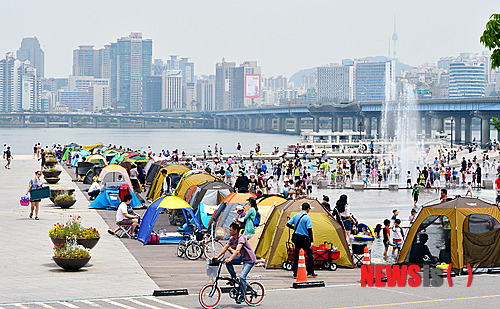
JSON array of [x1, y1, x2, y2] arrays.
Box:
[[363, 245, 370, 265], [296, 248, 308, 283]]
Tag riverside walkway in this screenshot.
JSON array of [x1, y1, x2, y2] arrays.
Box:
[[0, 156, 157, 304]]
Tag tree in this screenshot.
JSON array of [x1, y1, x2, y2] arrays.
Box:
[[480, 13, 500, 69], [488, 117, 500, 135]]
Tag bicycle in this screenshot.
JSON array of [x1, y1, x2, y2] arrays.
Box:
[[176, 226, 224, 260], [199, 258, 265, 308]]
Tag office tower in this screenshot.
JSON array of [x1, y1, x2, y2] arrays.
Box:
[[143, 76, 162, 112], [152, 59, 166, 76], [215, 60, 261, 110], [355, 60, 395, 102], [215, 59, 235, 110], [96, 45, 111, 78], [197, 77, 215, 111], [449, 61, 485, 97], [17, 37, 45, 77], [317, 64, 354, 102], [182, 82, 196, 111], [162, 70, 182, 110], [166, 56, 194, 82], [73, 45, 110, 78], [110, 32, 152, 111], [0, 53, 17, 111], [58, 76, 110, 111]]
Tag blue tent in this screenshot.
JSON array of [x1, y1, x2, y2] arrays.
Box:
[[89, 182, 142, 209], [137, 196, 202, 244]]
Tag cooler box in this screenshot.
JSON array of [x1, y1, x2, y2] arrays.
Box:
[[29, 186, 50, 200]]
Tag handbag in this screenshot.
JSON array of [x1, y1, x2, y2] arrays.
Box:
[[291, 214, 307, 242]]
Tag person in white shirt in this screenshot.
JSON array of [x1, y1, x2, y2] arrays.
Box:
[[87, 178, 101, 200], [161, 169, 170, 195], [108, 194, 139, 237]]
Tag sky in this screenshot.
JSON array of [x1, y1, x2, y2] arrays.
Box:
[[1, 0, 498, 78]]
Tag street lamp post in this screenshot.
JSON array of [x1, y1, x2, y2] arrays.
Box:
[[450, 116, 454, 149]]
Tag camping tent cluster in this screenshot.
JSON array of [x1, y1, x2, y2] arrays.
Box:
[[397, 196, 500, 270]]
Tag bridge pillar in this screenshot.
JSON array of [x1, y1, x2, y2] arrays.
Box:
[[482, 117, 491, 146], [338, 116, 344, 132], [213, 117, 218, 129], [294, 117, 301, 134], [454, 116, 462, 144], [262, 116, 270, 132], [44, 116, 49, 128], [277, 117, 286, 133], [330, 116, 337, 132], [20, 115, 26, 127], [436, 117, 444, 133], [236, 117, 243, 130], [313, 116, 320, 133], [386, 112, 396, 139], [376, 117, 381, 138], [364, 117, 372, 137], [352, 117, 359, 132], [68, 116, 73, 128], [416, 116, 422, 138], [93, 117, 98, 128], [248, 117, 254, 131], [424, 115, 432, 138], [141, 118, 146, 128], [117, 118, 122, 128], [464, 117, 472, 143]]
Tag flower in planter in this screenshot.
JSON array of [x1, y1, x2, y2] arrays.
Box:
[[48, 215, 100, 239], [54, 194, 75, 202], [53, 242, 90, 259], [81, 227, 100, 239]]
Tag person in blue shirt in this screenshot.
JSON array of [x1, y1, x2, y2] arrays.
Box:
[[286, 202, 317, 278]]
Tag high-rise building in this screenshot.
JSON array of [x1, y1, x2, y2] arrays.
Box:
[[152, 59, 166, 76], [58, 76, 110, 111], [110, 32, 152, 111], [182, 82, 197, 111], [215, 60, 261, 110], [72, 45, 110, 78], [449, 61, 485, 97], [0, 53, 41, 111], [17, 37, 44, 77], [162, 70, 182, 110], [317, 64, 354, 102], [355, 60, 395, 102], [96, 45, 111, 79], [143, 76, 162, 112], [166, 56, 194, 82], [196, 77, 215, 111]]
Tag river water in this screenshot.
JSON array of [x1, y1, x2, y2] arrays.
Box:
[[0, 128, 298, 155]]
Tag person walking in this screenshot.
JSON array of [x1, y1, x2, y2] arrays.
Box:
[[286, 202, 318, 278], [4, 146, 12, 169], [335, 194, 354, 245], [242, 197, 257, 239], [27, 171, 43, 220]]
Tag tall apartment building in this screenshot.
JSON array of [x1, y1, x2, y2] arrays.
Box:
[[317, 64, 354, 102], [182, 82, 196, 111], [215, 60, 261, 110], [355, 60, 395, 102], [162, 70, 182, 110], [58, 76, 110, 111], [449, 61, 485, 97], [152, 59, 166, 76], [72, 45, 110, 78], [166, 56, 194, 82], [196, 77, 215, 111], [110, 32, 152, 111], [143, 76, 162, 112], [17, 37, 44, 77], [0, 53, 41, 111]]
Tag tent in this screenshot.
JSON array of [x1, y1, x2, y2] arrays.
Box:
[[110, 152, 129, 165], [255, 197, 354, 269], [82, 143, 104, 152], [174, 171, 215, 200], [99, 164, 132, 185], [146, 163, 191, 200], [83, 165, 105, 184], [247, 195, 288, 248], [210, 192, 257, 238], [85, 154, 107, 166], [89, 182, 142, 209], [397, 196, 500, 270], [137, 196, 200, 244], [188, 182, 234, 228]]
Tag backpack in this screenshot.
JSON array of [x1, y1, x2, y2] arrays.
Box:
[[147, 233, 160, 244], [254, 211, 261, 227]]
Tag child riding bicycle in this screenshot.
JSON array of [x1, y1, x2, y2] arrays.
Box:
[[214, 222, 257, 304]]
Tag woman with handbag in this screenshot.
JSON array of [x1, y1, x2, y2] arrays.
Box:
[[335, 194, 353, 245], [27, 171, 43, 220]]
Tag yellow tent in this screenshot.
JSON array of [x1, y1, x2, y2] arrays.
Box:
[[85, 154, 107, 166], [82, 143, 104, 151], [98, 164, 132, 185], [255, 197, 354, 268], [247, 195, 287, 248], [147, 164, 191, 200], [397, 196, 500, 270], [174, 172, 215, 200]]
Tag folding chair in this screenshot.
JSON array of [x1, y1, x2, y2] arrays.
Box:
[[351, 244, 369, 267], [115, 223, 132, 238]]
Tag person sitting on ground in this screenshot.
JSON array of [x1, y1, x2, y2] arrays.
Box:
[[439, 239, 452, 264], [108, 194, 140, 237], [87, 178, 102, 200], [409, 233, 438, 265]]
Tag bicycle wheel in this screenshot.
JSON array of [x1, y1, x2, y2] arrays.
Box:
[[245, 281, 265, 306], [176, 240, 186, 257], [203, 240, 224, 259], [185, 243, 203, 260], [199, 284, 221, 309]]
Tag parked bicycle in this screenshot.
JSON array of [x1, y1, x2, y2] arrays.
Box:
[[199, 258, 265, 308], [177, 226, 224, 260]]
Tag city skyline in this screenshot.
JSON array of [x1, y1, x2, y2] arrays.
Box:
[[0, 0, 498, 78]]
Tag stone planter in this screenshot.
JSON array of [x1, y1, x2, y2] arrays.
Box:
[[42, 170, 62, 178], [45, 160, 57, 167], [44, 177, 60, 184], [50, 237, 100, 249], [54, 199, 76, 208], [77, 237, 100, 249], [53, 257, 90, 271], [50, 188, 75, 203]]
